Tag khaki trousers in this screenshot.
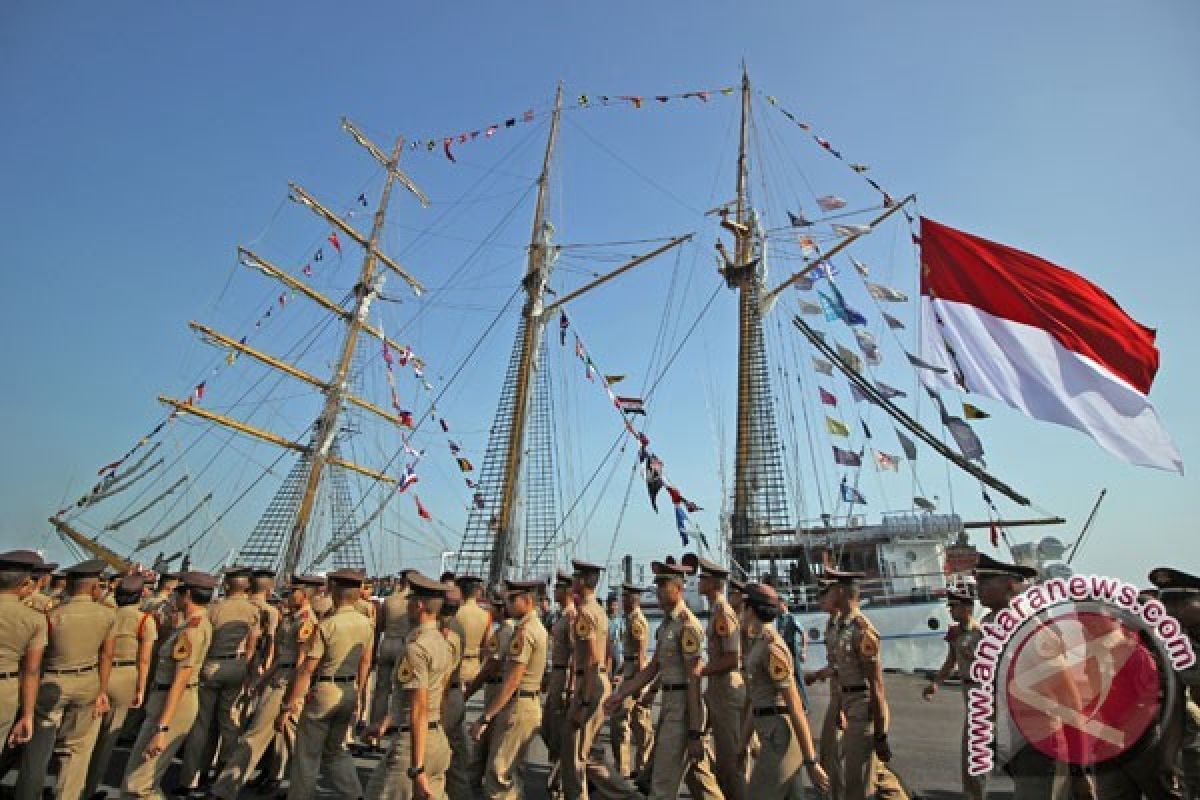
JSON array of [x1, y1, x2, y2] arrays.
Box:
[[840, 693, 907, 800], [705, 674, 746, 800], [564, 674, 609, 800], [443, 685, 471, 800], [211, 671, 295, 798], [820, 694, 843, 800], [959, 693, 986, 800], [365, 722, 451, 800], [747, 715, 805, 800], [372, 636, 405, 726], [542, 668, 568, 769], [609, 687, 653, 778], [84, 664, 139, 798], [287, 680, 362, 800], [16, 670, 103, 800], [485, 695, 543, 800], [119, 685, 200, 798], [648, 693, 723, 800], [179, 657, 248, 785], [0, 677, 18, 760]]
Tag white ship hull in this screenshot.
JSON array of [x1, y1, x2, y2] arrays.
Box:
[[791, 599, 952, 673]]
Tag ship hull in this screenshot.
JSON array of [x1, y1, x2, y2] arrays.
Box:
[[792, 599, 952, 673]]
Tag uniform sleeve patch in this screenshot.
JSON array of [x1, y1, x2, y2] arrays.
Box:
[[858, 628, 880, 659], [769, 648, 792, 682], [396, 657, 415, 683], [630, 618, 647, 641], [509, 630, 524, 657], [574, 613, 593, 639], [298, 620, 315, 643], [714, 614, 733, 638], [172, 632, 192, 661], [681, 626, 702, 656]]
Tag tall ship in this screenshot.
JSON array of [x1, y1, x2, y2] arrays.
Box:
[[45, 69, 1175, 671]]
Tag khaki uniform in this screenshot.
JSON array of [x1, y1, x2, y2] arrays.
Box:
[[365, 620, 454, 799], [543, 605, 575, 773], [120, 612, 212, 798], [0, 593, 49, 747], [648, 602, 723, 800], [706, 596, 746, 800], [16, 594, 115, 800], [563, 598, 610, 800], [211, 605, 317, 798], [610, 607, 652, 778], [484, 610, 547, 800], [830, 610, 906, 800], [745, 625, 805, 799], [179, 593, 262, 785], [948, 621, 986, 800], [819, 613, 843, 800], [84, 605, 158, 798], [22, 589, 55, 613], [456, 598, 491, 685], [372, 588, 412, 726], [287, 606, 374, 800], [442, 616, 471, 800], [469, 619, 515, 790], [312, 593, 334, 619]]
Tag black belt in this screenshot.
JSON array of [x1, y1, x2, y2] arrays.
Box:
[[753, 707, 788, 717], [0, 671, 18, 680], [154, 682, 199, 690], [276, 663, 296, 669], [841, 684, 868, 693], [384, 721, 442, 734], [208, 654, 243, 661], [550, 665, 569, 671], [661, 682, 689, 692], [486, 677, 502, 684], [45, 664, 97, 675], [113, 659, 138, 668], [317, 675, 357, 684], [623, 655, 638, 661], [517, 689, 540, 698], [574, 668, 602, 676], [463, 651, 481, 658]]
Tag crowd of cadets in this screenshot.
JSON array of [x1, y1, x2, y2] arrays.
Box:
[[0, 547, 1196, 799]]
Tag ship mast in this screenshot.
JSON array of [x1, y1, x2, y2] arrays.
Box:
[[486, 84, 565, 586], [280, 134, 408, 580]]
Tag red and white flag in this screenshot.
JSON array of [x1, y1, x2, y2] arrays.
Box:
[[918, 217, 1181, 473]]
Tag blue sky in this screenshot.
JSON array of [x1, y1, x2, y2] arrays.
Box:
[[1, 1, 1197, 584]]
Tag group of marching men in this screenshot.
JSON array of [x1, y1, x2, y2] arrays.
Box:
[[3, 544, 1196, 800]]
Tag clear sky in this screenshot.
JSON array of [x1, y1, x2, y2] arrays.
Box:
[[1, 1, 1197, 585]]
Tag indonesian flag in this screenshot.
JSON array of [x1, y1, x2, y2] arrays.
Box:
[[918, 217, 1182, 473]]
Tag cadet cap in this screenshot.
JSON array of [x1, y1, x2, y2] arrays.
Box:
[[553, 570, 573, 589], [289, 574, 326, 589], [973, 553, 1038, 580], [118, 574, 146, 593], [620, 582, 647, 595], [1148, 567, 1200, 594], [408, 572, 449, 598], [946, 588, 975, 606], [0, 550, 43, 571], [177, 571, 218, 590], [744, 582, 781, 608], [651, 560, 688, 583], [503, 578, 545, 595], [571, 558, 604, 575], [327, 568, 367, 587], [65, 558, 108, 577]]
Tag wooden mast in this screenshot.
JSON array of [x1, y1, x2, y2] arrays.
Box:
[[729, 65, 757, 571], [488, 84, 564, 586], [279, 134, 408, 580]]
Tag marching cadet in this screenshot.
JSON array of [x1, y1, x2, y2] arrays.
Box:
[[178, 565, 262, 791], [542, 570, 576, 795], [455, 574, 491, 689], [1148, 567, 1200, 799], [23, 555, 59, 612], [120, 570, 214, 798], [439, 581, 471, 800], [0, 550, 49, 750], [251, 568, 282, 678], [562, 558, 611, 800], [83, 573, 158, 800], [737, 582, 829, 797], [922, 588, 985, 800], [363, 572, 454, 800], [803, 579, 843, 800], [464, 590, 515, 791], [206, 574, 322, 799], [276, 568, 374, 800], [691, 556, 746, 800], [372, 569, 413, 728], [16, 558, 116, 800], [468, 579, 548, 800], [603, 559, 724, 800], [824, 569, 908, 800], [609, 582, 653, 781]]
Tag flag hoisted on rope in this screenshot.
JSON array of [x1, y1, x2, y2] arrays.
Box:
[[919, 216, 1181, 473]]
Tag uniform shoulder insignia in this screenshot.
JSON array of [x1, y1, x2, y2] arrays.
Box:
[[172, 631, 193, 661], [574, 612, 592, 637], [630, 617, 647, 640], [509, 631, 524, 657], [768, 646, 792, 682], [396, 657, 415, 683], [680, 625, 702, 656], [298, 619, 316, 643], [858, 625, 880, 659], [714, 610, 734, 637], [187, 615, 203, 628]]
